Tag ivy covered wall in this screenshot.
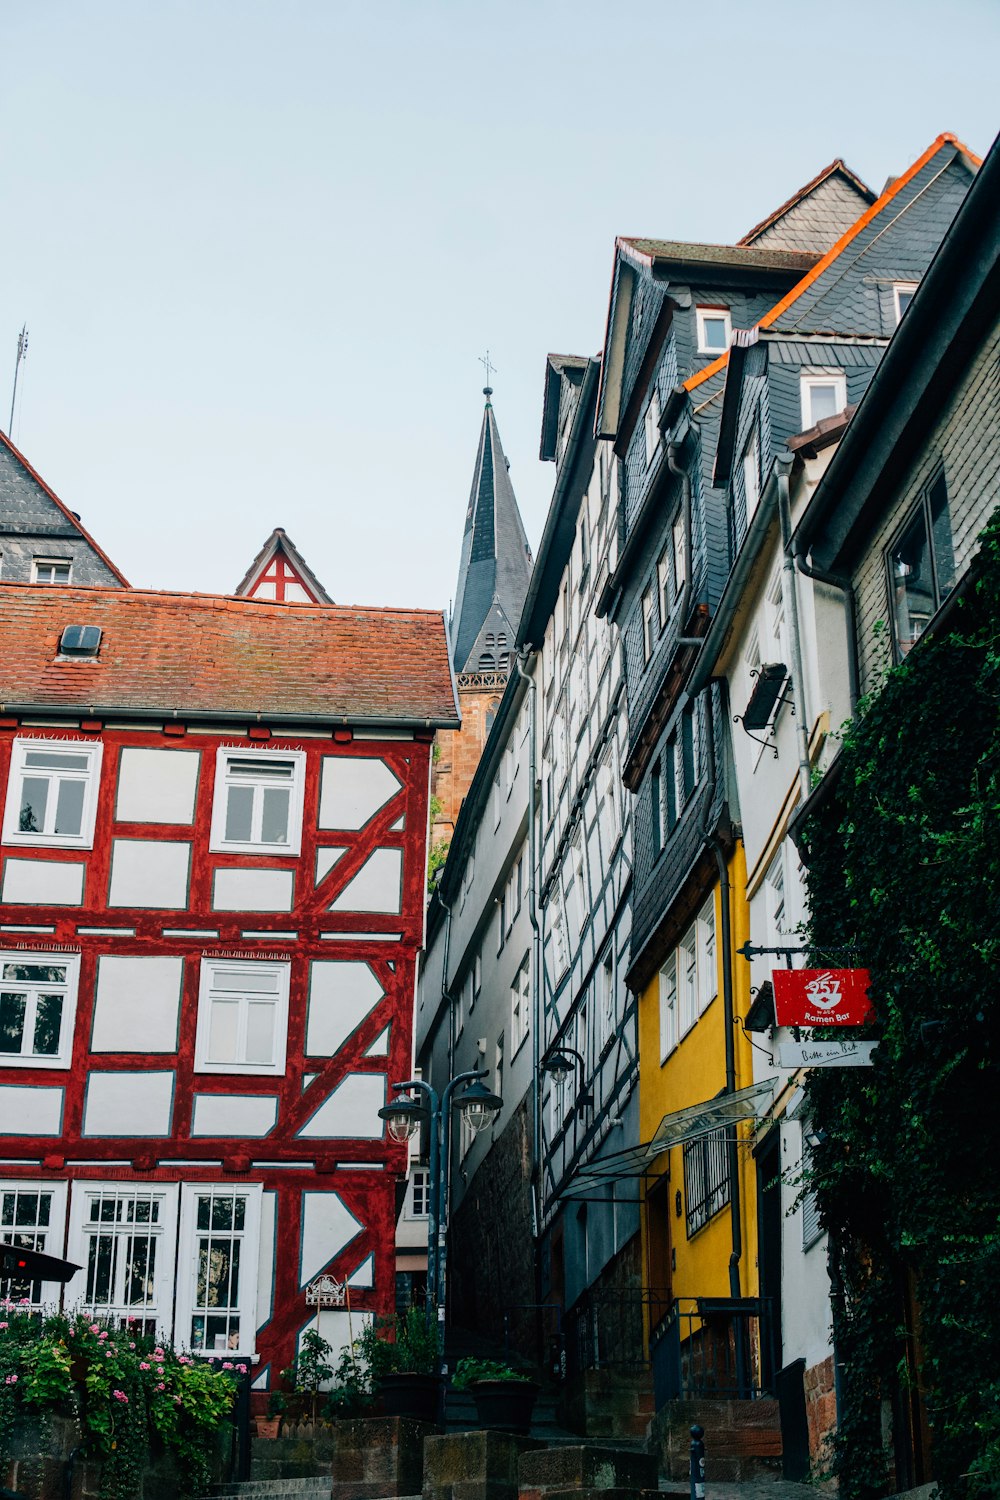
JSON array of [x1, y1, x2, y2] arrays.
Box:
[[800, 508, 1000, 1500]]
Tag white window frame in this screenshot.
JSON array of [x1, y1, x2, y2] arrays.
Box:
[[893, 282, 918, 324], [175, 1183, 262, 1357], [697, 898, 717, 1014], [672, 512, 687, 595], [696, 307, 732, 355], [0, 1181, 69, 1307], [31, 557, 73, 585], [641, 585, 656, 662], [800, 370, 847, 429], [599, 951, 614, 1051], [209, 747, 306, 857], [643, 387, 661, 467], [194, 957, 290, 1076], [742, 428, 761, 525], [659, 954, 677, 1063], [0, 949, 80, 1069], [2, 737, 103, 849], [511, 956, 530, 1056], [407, 1167, 430, 1219], [68, 1181, 180, 1339]]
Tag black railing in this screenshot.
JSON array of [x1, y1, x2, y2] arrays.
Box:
[[651, 1296, 776, 1409], [565, 1286, 673, 1378]]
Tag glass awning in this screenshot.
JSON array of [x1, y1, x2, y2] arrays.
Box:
[[560, 1079, 775, 1196]]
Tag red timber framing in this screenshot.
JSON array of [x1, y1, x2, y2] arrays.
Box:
[[0, 720, 433, 1385]]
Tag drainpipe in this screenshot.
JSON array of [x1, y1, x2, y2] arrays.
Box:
[[700, 683, 742, 1302], [791, 544, 860, 718], [514, 649, 541, 1242], [776, 458, 813, 805], [439, 895, 455, 1078]]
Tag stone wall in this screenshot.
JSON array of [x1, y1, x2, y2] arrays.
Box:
[[804, 1353, 837, 1478]]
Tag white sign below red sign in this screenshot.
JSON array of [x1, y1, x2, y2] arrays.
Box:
[[777, 1039, 879, 1069]]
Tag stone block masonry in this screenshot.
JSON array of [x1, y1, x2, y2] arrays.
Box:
[[423, 1430, 544, 1500], [332, 1416, 438, 1500]]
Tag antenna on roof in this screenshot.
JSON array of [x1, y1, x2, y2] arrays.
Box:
[[8, 324, 28, 438], [479, 349, 496, 399]]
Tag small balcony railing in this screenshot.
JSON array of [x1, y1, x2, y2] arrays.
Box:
[[650, 1296, 776, 1408]]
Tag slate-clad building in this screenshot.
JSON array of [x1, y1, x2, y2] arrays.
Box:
[[0, 433, 127, 589], [0, 584, 457, 1385]]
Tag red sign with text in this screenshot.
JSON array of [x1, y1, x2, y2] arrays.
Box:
[[772, 968, 874, 1027]]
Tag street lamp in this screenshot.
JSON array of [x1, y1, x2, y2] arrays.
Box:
[[379, 1069, 502, 1338], [541, 1046, 593, 1115]]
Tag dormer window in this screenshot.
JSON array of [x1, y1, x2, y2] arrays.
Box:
[[696, 307, 732, 355], [800, 371, 847, 429], [32, 558, 72, 585], [893, 282, 918, 324]]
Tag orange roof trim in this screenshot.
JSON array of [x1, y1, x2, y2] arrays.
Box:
[[0, 431, 130, 587], [682, 134, 979, 400]]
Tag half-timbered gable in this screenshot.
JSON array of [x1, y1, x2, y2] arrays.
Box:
[[0, 585, 458, 1386], [235, 528, 333, 604]]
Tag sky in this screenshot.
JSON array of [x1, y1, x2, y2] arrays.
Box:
[[3, 1, 999, 613]]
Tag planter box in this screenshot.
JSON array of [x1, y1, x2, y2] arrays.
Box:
[[469, 1381, 540, 1436]]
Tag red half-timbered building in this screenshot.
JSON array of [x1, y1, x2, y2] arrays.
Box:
[[0, 584, 457, 1389]]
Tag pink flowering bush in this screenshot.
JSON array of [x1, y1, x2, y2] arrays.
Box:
[[0, 1306, 239, 1498]]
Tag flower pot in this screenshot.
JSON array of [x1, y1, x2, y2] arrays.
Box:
[[377, 1372, 442, 1423], [469, 1379, 539, 1435], [254, 1416, 281, 1439]]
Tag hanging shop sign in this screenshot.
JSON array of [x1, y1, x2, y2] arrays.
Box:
[[777, 1038, 879, 1069], [772, 968, 874, 1027]]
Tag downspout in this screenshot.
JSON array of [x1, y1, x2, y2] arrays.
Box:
[[439, 896, 455, 1078], [776, 457, 813, 804], [791, 546, 860, 718], [515, 650, 541, 1242], [700, 681, 743, 1302]]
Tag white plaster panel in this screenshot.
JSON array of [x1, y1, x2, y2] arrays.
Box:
[[348, 1253, 374, 1289], [1, 858, 85, 905], [108, 841, 191, 909], [297, 1310, 372, 1381], [329, 848, 403, 913], [315, 847, 346, 884], [306, 961, 384, 1056], [116, 748, 201, 825], [191, 1094, 278, 1136], [297, 1073, 386, 1139], [364, 1026, 391, 1058], [256, 1190, 277, 1332], [318, 758, 402, 830], [91, 955, 184, 1052], [212, 868, 294, 912], [299, 1190, 364, 1286], [0, 1084, 63, 1136], [83, 1071, 174, 1136]]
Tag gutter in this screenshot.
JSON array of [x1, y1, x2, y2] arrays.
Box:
[[0, 702, 461, 731]]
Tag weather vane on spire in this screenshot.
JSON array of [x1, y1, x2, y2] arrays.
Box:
[[479, 349, 496, 396]]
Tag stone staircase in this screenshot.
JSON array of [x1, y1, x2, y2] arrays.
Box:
[[213, 1480, 333, 1500]]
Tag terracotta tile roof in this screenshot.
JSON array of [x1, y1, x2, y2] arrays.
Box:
[[682, 133, 981, 397], [0, 585, 459, 727], [0, 432, 130, 587]]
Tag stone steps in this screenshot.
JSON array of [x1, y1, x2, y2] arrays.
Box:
[[213, 1478, 332, 1497]]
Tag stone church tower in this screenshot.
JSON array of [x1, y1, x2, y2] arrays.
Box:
[[432, 388, 532, 845]]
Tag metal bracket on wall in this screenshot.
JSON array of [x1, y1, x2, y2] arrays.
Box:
[[733, 663, 794, 758]]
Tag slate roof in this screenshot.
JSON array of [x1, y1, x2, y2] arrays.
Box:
[[235, 527, 334, 603], [0, 585, 459, 727], [738, 158, 875, 252], [618, 238, 817, 274], [449, 394, 533, 673], [684, 133, 981, 396], [0, 432, 129, 587]]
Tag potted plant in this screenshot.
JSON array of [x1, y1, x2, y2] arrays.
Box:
[[280, 1330, 336, 1426], [256, 1390, 286, 1439], [353, 1309, 441, 1423], [452, 1357, 539, 1435]]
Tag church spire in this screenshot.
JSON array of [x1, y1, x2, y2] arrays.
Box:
[[449, 388, 532, 675]]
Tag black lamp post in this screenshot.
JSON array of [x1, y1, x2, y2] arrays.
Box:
[[379, 1068, 502, 1336], [541, 1046, 593, 1116]]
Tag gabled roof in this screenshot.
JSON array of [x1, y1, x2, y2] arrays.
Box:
[[540, 354, 591, 462], [235, 527, 333, 604], [794, 126, 1000, 573], [0, 431, 129, 587], [450, 392, 533, 673], [685, 133, 981, 397], [738, 158, 876, 251], [0, 585, 459, 727]]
